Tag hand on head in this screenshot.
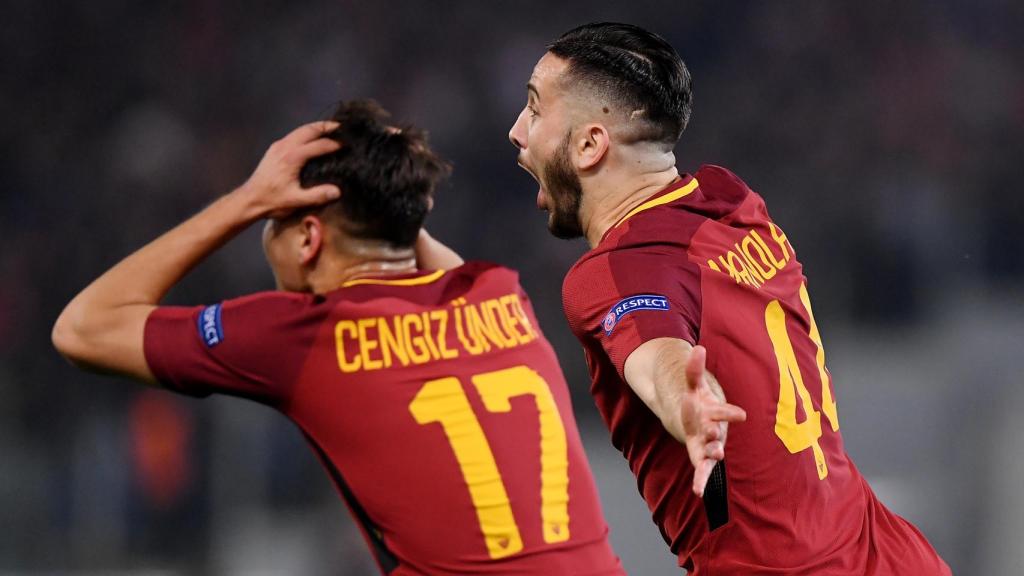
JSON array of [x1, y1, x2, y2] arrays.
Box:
[[239, 121, 343, 220]]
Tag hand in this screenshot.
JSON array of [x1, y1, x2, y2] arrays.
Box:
[[237, 121, 343, 219], [680, 345, 747, 496]]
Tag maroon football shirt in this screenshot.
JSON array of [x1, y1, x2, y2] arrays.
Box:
[[145, 261, 623, 575], [562, 166, 950, 575]]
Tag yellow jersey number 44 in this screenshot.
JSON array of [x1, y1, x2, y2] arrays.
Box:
[[764, 283, 840, 480]]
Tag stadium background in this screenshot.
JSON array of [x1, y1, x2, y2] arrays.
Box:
[[2, 1, 1021, 574]]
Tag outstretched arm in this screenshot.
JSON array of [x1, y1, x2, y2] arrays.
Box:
[[415, 228, 464, 270], [52, 121, 341, 383], [623, 337, 747, 496]]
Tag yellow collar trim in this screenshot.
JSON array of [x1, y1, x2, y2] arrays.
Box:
[[341, 269, 446, 288], [614, 177, 700, 228]]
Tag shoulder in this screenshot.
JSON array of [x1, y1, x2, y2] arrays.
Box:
[[562, 243, 699, 324], [450, 260, 523, 288], [440, 261, 532, 306], [419, 261, 526, 298], [216, 290, 321, 324], [153, 290, 318, 331], [669, 164, 756, 222], [694, 164, 755, 200], [597, 167, 755, 252], [563, 250, 619, 302], [568, 212, 699, 297], [607, 165, 766, 242], [203, 290, 323, 345], [224, 290, 317, 310]]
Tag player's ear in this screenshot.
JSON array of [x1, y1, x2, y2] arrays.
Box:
[[575, 123, 609, 170], [298, 214, 324, 266]]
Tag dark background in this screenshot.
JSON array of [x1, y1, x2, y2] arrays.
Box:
[[2, 1, 1022, 574]]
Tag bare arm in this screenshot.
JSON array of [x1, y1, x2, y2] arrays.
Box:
[[623, 337, 747, 496], [415, 228, 464, 269], [52, 121, 342, 383]]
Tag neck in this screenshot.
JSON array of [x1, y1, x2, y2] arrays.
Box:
[[307, 240, 417, 294], [581, 147, 679, 247]]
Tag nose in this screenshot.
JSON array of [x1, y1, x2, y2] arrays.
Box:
[[508, 108, 527, 150]]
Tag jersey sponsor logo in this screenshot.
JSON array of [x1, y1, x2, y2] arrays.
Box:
[[197, 303, 224, 347], [602, 294, 670, 335]]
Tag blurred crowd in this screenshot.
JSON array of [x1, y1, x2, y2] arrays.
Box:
[[1, 1, 1021, 574]]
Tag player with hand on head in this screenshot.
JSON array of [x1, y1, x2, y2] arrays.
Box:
[[53, 100, 625, 575], [501, 22, 951, 575]]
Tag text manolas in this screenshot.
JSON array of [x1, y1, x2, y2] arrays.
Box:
[[706, 222, 794, 289]]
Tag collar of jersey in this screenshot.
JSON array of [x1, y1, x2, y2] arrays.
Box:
[[607, 175, 700, 235], [341, 268, 446, 288]]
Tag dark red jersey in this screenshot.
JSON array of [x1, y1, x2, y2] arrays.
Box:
[[145, 261, 623, 575], [562, 166, 950, 575]]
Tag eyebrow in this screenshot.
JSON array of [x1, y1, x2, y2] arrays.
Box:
[[527, 82, 540, 101]]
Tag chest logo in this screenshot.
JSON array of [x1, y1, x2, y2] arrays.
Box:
[[602, 294, 670, 335]]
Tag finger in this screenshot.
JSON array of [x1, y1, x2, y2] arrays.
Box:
[[692, 459, 715, 496], [704, 440, 725, 460], [294, 137, 342, 162], [283, 120, 341, 146], [309, 184, 341, 203], [705, 370, 727, 402], [684, 345, 707, 391], [703, 423, 722, 442], [286, 183, 340, 205], [706, 402, 747, 423]]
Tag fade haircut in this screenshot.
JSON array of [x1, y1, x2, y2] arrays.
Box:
[[548, 22, 692, 147], [300, 99, 451, 248]]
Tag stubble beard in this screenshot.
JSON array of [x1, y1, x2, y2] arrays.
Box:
[[541, 133, 584, 240]]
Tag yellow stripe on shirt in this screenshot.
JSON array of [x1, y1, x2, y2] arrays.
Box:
[[614, 177, 700, 228], [342, 269, 447, 288]]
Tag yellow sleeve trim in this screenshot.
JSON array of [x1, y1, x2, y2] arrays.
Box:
[[614, 177, 700, 228], [342, 269, 447, 288]]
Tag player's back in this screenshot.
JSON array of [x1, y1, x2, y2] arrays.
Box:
[[562, 166, 949, 574], [281, 262, 622, 575], [146, 262, 623, 575]]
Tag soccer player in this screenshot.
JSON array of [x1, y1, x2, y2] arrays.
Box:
[[503, 22, 951, 574], [52, 100, 625, 575]]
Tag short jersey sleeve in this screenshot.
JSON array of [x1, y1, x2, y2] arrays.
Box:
[[143, 291, 319, 405], [563, 244, 702, 377]]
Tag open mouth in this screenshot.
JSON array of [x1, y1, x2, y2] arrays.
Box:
[[516, 156, 539, 181], [516, 157, 549, 211]]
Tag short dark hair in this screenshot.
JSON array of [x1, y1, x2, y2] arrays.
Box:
[[300, 99, 451, 248], [548, 22, 692, 146]]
